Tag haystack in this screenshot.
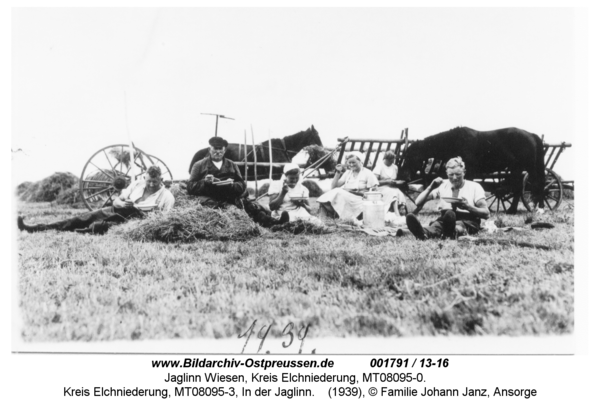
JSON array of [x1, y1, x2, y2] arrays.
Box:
[[17, 172, 79, 203], [110, 182, 263, 243]]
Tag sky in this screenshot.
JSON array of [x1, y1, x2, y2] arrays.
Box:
[[11, 7, 583, 185]]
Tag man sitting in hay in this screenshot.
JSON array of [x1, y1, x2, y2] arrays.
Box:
[[402, 157, 490, 240], [18, 165, 175, 234], [187, 136, 289, 228]]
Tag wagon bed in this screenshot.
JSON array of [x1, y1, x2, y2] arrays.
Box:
[[332, 130, 573, 213]]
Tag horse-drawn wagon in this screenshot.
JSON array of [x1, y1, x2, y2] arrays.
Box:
[[77, 124, 572, 214], [77, 126, 330, 210], [331, 128, 572, 214]]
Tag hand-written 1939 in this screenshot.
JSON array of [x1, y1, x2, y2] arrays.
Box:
[[238, 320, 315, 354]]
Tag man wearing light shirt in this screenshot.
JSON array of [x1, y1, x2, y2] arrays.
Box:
[[402, 157, 489, 240], [18, 165, 174, 234]]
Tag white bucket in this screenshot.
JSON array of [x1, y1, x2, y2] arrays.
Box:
[[363, 200, 386, 229]]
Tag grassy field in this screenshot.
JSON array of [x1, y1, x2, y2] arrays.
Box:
[[15, 197, 574, 342]]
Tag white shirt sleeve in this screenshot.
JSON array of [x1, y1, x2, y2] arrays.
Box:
[[372, 164, 382, 176], [267, 180, 282, 195], [365, 170, 379, 188], [159, 191, 175, 212], [119, 180, 137, 200]]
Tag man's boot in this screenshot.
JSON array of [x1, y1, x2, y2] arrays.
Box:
[[18, 215, 92, 233], [252, 210, 290, 228], [17, 216, 51, 233]]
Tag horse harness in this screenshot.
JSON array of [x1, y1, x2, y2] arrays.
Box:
[[237, 138, 296, 163]]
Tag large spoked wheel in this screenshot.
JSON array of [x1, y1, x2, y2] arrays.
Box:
[[521, 168, 563, 211], [79, 144, 173, 211], [484, 170, 526, 213]]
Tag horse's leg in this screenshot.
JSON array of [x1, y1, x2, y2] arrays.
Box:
[[507, 169, 521, 214]]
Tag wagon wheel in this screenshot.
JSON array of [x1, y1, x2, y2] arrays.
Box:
[[521, 168, 563, 211], [79, 144, 171, 211], [484, 170, 523, 213]]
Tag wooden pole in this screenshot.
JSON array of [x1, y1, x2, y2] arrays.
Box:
[[244, 130, 248, 183], [268, 129, 273, 181], [251, 125, 258, 199], [123, 91, 136, 178]]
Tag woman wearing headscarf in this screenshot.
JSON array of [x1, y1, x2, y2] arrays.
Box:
[[268, 163, 322, 225], [317, 152, 380, 220]]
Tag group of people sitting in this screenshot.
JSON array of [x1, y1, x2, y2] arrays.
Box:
[[17, 135, 489, 240]]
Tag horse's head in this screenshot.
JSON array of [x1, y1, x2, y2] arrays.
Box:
[[283, 125, 323, 157], [303, 145, 338, 172], [305, 125, 322, 147]]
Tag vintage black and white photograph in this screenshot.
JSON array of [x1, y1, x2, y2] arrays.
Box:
[[12, 7, 581, 353]]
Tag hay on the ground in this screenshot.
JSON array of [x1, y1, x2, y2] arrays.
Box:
[[17, 172, 79, 203], [110, 204, 262, 243]]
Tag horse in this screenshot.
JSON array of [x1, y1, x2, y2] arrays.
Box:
[[188, 125, 323, 180], [399, 127, 546, 214]]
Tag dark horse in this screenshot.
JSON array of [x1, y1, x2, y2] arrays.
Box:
[[400, 127, 546, 214], [188, 125, 322, 180]]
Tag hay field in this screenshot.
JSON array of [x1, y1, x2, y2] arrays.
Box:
[[15, 198, 574, 342]]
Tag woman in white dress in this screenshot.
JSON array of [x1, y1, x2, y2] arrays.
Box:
[[317, 152, 380, 220], [268, 163, 322, 225], [372, 150, 407, 218]]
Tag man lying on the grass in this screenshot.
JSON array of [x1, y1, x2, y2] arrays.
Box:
[[18, 165, 175, 234], [401, 156, 490, 240], [187, 136, 289, 228]]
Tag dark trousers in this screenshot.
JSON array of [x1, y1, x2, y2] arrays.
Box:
[[424, 210, 481, 238], [21, 206, 143, 233]]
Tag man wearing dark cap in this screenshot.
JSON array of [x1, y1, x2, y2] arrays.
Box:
[[18, 165, 175, 234], [188, 136, 288, 227]]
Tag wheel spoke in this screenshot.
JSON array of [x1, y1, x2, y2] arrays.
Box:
[[120, 146, 124, 175], [501, 198, 507, 212], [102, 148, 117, 172], [102, 190, 118, 208], [88, 161, 115, 180], [83, 180, 113, 185], [84, 187, 112, 200]]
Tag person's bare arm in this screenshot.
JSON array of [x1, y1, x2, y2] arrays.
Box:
[[454, 198, 490, 219], [331, 164, 346, 189], [268, 182, 289, 210], [375, 174, 393, 186], [414, 177, 443, 210], [113, 195, 133, 208]]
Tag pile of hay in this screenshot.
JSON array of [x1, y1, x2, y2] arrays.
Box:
[[55, 186, 83, 206], [110, 182, 262, 243], [111, 205, 262, 243], [17, 172, 80, 203]]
